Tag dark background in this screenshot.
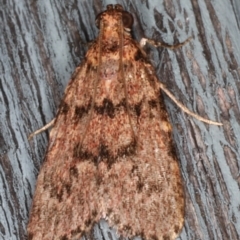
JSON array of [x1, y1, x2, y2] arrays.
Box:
[[1, 0, 240, 239]]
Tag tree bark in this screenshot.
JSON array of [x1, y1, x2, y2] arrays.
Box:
[[0, 0, 240, 239]]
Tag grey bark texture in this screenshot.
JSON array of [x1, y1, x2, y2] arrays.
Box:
[[1, 0, 240, 240]]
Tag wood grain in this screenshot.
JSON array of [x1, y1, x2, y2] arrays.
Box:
[[1, 0, 240, 239]]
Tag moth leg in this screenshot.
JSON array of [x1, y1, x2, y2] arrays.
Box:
[[140, 36, 192, 49], [159, 82, 222, 126], [140, 37, 221, 125], [28, 118, 55, 140]]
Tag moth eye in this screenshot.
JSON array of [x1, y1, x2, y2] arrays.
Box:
[[95, 13, 102, 29], [122, 12, 133, 28]]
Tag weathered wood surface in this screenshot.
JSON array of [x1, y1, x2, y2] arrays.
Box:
[[1, 0, 240, 239]]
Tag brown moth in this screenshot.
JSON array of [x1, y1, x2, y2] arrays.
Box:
[[28, 4, 221, 240]]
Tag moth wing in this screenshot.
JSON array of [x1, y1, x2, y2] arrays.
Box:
[[28, 41, 184, 240]]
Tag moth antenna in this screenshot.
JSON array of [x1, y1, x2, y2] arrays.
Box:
[[79, 18, 104, 149], [119, 13, 137, 138], [28, 118, 55, 140]]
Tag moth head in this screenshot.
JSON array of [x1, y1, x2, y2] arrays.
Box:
[[95, 4, 133, 30]]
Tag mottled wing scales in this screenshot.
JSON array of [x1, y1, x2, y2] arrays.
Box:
[[28, 4, 184, 240]]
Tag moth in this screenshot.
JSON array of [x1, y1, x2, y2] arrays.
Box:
[[28, 4, 221, 240]]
